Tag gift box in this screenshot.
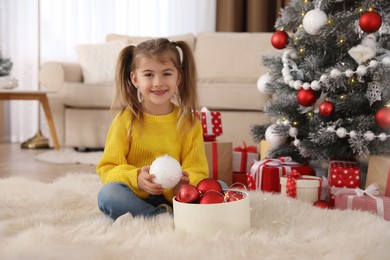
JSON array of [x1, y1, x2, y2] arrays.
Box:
[[365, 155, 390, 196], [280, 170, 322, 203], [233, 172, 247, 187], [328, 160, 361, 204], [204, 141, 233, 186], [334, 184, 390, 221], [246, 157, 316, 193], [173, 190, 250, 235], [259, 140, 271, 160], [197, 107, 223, 141], [232, 142, 259, 173]]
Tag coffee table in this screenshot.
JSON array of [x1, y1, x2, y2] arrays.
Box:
[[0, 88, 60, 150]]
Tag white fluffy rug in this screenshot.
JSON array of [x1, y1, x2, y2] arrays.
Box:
[[1, 173, 390, 259], [36, 149, 103, 165]]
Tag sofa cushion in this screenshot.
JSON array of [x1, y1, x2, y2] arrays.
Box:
[[62, 82, 114, 108], [195, 32, 275, 84], [105, 33, 196, 52], [198, 82, 269, 111], [75, 41, 126, 84]]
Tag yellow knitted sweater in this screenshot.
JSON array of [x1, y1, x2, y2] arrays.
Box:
[[96, 106, 209, 202]]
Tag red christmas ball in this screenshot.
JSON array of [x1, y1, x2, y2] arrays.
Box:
[[199, 191, 225, 204], [375, 107, 390, 129], [319, 101, 334, 117], [176, 184, 200, 203], [297, 89, 317, 107], [359, 11, 382, 33], [271, 31, 289, 50], [224, 190, 245, 202], [313, 200, 332, 209], [197, 178, 222, 195]]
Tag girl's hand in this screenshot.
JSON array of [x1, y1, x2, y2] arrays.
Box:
[[173, 171, 190, 195], [137, 166, 164, 195]]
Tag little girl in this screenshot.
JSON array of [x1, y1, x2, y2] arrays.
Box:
[[96, 38, 209, 220]]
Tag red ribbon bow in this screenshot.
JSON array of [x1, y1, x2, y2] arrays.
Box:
[[286, 169, 302, 198], [233, 142, 258, 153], [234, 142, 258, 172]]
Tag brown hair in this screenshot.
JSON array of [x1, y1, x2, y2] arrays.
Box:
[[112, 38, 199, 136]]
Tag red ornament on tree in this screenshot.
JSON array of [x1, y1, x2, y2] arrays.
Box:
[[375, 107, 390, 129], [271, 31, 289, 49], [359, 11, 382, 33], [319, 101, 334, 117], [297, 89, 317, 107]]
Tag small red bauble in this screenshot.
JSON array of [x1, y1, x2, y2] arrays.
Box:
[[359, 11, 382, 33], [319, 101, 334, 117], [176, 184, 200, 203], [197, 178, 222, 195], [199, 191, 225, 204], [313, 200, 332, 209], [375, 107, 390, 129], [225, 190, 245, 202], [271, 31, 289, 50], [297, 89, 317, 107]]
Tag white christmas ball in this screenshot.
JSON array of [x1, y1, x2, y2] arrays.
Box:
[[345, 69, 354, 77], [382, 57, 390, 65], [336, 127, 347, 138], [364, 131, 375, 141], [330, 69, 341, 78], [356, 65, 367, 76], [257, 73, 273, 93], [265, 124, 288, 147], [150, 154, 182, 189], [378, 133, 387, 141], [303, 9, 328, 35]]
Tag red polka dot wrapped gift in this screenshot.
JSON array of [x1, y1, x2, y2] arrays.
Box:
[[327, 160, 361, 206], [196, 107, 223, 141]]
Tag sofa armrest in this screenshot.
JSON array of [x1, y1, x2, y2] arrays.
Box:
[[39, 62, 83, 92]]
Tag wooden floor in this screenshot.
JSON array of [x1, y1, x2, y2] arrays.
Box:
[[0, 142, 97, 182]]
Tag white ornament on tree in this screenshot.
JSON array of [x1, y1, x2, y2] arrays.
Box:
[[265, 124, 288, 147], [150, 154, 182, 189], [257, 73, 273, 93], [302, 9, 328, 35]]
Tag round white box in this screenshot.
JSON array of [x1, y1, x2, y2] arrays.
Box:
[[173, 190, 250, 235], [280, 176, 322, 203]]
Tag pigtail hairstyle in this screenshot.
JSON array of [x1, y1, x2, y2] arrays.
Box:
[[112, 45, 143, 123], [174, 41, 199, 131]]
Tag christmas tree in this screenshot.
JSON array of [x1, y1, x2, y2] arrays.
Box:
[[252, 0, 390, 163]]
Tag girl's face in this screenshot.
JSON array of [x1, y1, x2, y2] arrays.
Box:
[[131, 56, 181, 115]]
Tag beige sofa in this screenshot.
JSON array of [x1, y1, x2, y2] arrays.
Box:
[[39, 32, 274, 149]]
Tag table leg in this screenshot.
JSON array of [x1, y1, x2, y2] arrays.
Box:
[[39, 95, 60, 150]]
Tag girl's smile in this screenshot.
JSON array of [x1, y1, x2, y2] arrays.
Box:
[[131, 57, 181, 115]]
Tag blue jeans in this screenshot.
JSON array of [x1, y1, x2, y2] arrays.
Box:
[[97, 182, 171, 220]]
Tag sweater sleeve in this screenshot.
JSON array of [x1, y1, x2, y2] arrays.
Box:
[[163, 119, 209, 201], [96, 111, 148, 199]]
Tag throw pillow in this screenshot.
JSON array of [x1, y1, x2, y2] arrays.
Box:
[[75, 41, 126, 84]]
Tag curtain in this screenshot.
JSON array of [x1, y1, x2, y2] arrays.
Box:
[[0, 0, 40, 143], [216, 0, 290, 32], [1, 0, 216, 143]]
